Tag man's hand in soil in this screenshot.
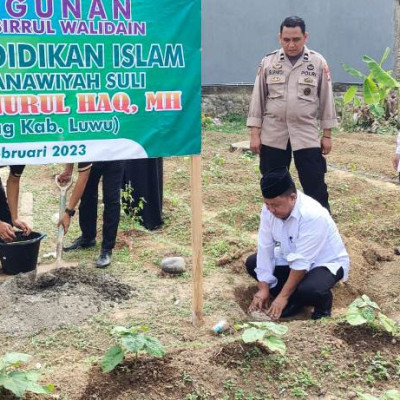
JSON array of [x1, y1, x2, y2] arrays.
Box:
[[267, 295, 289, 321], [12, 219, 31, 236], [0, 221, 16, 242], [249, 287, 269, 312]]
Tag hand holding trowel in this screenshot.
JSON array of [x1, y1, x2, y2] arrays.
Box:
[[55, 174, 74, 268]]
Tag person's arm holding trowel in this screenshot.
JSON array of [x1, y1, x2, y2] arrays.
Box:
[[7, 167, 32, 236], [57, 163, 92, 234]]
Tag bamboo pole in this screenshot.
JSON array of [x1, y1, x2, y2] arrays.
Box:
[[190, 154, 204, 326]]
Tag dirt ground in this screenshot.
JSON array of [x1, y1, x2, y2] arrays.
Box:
[[1, 130, 400, 399]]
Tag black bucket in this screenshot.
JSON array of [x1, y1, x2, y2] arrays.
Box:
[[0, 231, 46, 275]]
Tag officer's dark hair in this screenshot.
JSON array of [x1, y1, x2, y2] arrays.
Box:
[[280, 16, 306, 34]]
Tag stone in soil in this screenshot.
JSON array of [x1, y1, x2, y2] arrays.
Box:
[[161, 257, 186, 274]]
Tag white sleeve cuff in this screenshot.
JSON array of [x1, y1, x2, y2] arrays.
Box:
[[254, 267, 278, 289], [286, 253, 311, 272], [320, 119, 338, 129]]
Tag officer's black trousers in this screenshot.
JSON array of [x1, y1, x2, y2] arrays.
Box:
[[245, 253, 344, 312], [79, 160, 125, 252], [122, 158, 163, 230], [260, 142, 330, 212]]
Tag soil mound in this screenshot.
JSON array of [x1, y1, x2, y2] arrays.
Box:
[[0, 267, 136, 337], [80, 357, 179, 400]]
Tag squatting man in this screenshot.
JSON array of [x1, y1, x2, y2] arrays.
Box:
[[246, 167, 350, 320]]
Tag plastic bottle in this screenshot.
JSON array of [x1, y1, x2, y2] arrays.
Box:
[[212, 319, 230, 335]]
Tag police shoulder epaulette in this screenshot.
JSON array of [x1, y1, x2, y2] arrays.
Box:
[[309, 50, 323, 59], [264, 50, 279, 58]]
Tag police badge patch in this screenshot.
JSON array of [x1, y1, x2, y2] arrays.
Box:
[[303, 88, 311, 96], [307, 64, 314, 71]]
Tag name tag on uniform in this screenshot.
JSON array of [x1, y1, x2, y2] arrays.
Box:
[[301, 70, 317, 77], [268, 69, 284, 75]]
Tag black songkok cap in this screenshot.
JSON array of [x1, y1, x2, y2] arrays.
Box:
[[260, 167, 295, 199]]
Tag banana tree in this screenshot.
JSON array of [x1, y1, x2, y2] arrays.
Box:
[[342, 47, 400, 118]]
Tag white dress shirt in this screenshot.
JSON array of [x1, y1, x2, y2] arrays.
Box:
[[255, 191, 350, 288]]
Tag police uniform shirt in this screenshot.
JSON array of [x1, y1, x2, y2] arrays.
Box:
[[255, 191, 349, 288], [247, 46, 338, 151]]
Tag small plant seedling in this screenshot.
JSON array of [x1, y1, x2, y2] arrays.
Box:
[[102, 326, 166, 373], [121, 183, 146, 228], [235, 321, 288, 355], [346, 295, 399, 336], [0, 353, 53, 398], [357, 389, 400, 400]]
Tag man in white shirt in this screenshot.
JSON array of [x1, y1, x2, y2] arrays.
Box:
[[246, 167, 349, 320]]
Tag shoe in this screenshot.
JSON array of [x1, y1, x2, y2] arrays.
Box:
[[96, 251, 112, 268], [280, 302, 303, 318], [311, 308, 332, 320], [63, 236, 96, 251]]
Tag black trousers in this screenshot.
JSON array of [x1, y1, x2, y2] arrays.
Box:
[[245, 253, 343, 311], [79, 160, 125, 252], [260, 142, 330, 212], [122, 158, 163, 230], [0, 178, 11, 225]]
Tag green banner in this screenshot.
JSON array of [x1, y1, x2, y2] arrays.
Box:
[[0, 0, 201, 165]]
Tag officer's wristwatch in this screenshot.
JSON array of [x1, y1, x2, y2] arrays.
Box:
[[65, 208, 76, 217]]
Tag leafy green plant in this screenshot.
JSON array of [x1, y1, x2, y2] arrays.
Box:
[[0, 353, 53, 398], [121, 183, 146, 228], [366, 352, 391, 384], [346, 295, 399, 336], [357, 389, 400, 400], [102, 326, 166, 373], [235, 321, 288, 355], [202, 113, 213, 129], [336, 85, 361, 130], [342, 47, 400, 120]]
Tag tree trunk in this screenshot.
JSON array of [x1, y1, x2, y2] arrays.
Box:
[[394, 0, 400, 79]]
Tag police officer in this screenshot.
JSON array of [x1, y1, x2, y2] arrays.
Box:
[[247, 16, 337, 211]]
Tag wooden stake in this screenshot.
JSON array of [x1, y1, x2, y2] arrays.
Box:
[[190, 154, 204, 326]]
